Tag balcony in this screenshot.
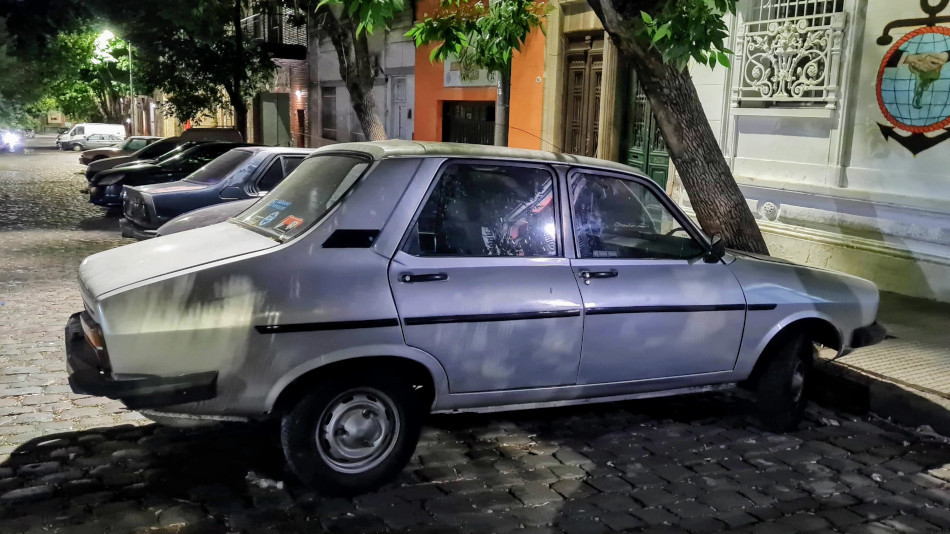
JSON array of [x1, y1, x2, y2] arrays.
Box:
[[241, 10, 307, 60]]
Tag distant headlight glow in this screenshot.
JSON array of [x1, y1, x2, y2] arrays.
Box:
[[2, 133, 21, 146]]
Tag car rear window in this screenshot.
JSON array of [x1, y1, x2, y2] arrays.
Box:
[[184, 149, 255, 185], [233, 154, 371, 242]]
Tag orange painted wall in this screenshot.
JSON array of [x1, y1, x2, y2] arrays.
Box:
[[413, 0, 546, 148]]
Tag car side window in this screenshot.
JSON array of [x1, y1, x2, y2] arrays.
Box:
[[405, 162, 558, 257], [256, 159, 285, 192], [75, 127, 84, 136], [88, 134, 101, 141], [282, 156, 304, 176], [570, 173, 705, 260], [128, 139, 148, 150]]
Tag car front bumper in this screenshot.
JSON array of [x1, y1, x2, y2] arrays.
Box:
[[851, 321, 887, 349], [119, 218, 158, 240], [65, 312, 217, 409]]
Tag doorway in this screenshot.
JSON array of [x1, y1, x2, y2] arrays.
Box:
[[442, 102, 494, 145], [621, 65, 670, 190], [562, 34, 604, 158]]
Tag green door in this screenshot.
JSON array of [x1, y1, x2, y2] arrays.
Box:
[[622, 68, 670, 190]]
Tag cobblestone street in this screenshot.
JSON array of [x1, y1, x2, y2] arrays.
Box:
[[2, 140, 950, 533]]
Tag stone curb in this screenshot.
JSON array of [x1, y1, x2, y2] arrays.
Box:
[[811, 358, 950, 437]]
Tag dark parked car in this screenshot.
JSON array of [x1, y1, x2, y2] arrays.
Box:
[[85, 137, 182, 182], [121, 147, 311, 239], [87, 142, 250, 208], [80, 135, 162, 165]]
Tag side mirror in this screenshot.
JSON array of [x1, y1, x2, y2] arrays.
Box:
[[705, 233, 726, 264], [220, 186, 242, 200]]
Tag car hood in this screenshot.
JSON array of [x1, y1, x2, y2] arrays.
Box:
[[80, 222, 277, 300], [88, 155, 135, 173], [157, 198, 258, 236], [136, 181, 211, 195], [84, 147, 124, 157], [95, 164, 159, 185]]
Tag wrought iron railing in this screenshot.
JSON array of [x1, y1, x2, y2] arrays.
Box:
[[732, 3, 847, 108]]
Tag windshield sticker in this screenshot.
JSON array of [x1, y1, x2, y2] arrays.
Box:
[[259, 212, 281, 226], [268, 199, 291, 211], [274, 215, 304, 233]]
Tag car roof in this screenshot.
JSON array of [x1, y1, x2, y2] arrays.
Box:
[[234, 146, 314, 155], [309, 140, 638, 174]]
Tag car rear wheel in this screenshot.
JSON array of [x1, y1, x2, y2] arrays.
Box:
[[755, 332, 813, 432], [280, 371, 423, 496]]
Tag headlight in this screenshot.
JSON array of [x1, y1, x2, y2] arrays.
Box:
[[2, 133, 21, 145]]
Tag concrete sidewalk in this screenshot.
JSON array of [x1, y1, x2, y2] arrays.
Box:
[[816, 291, 950, 434]]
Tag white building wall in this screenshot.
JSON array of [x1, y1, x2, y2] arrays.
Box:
[[312, 10, 415, 145], [681, 1, 950, 302]]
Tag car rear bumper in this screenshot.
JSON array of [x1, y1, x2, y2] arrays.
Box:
[[119, 218, 158, 240], [65, 312, 217, 409], [851, 321, 887, 349]]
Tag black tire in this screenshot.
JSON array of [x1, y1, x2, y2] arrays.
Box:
[[280, 371, 423, 496], [755, 332, 813, 432]]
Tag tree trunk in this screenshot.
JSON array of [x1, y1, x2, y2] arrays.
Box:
[[322, 9, 387, 141], [494, 65, 511, 146], [586, 0, 769, 255], [232, 0, 248, 140]]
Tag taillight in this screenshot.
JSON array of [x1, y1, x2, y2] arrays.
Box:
[[80, 312, 111, 371]]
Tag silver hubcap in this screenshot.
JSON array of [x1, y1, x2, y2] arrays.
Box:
[[317, 388, 399, 474], [790, 361, 805, 403]]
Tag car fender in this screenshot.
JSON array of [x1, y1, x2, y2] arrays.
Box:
[[263, 343, 450, 412], [733, 307, 843, 380]]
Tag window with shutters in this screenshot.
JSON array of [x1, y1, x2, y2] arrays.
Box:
[[733, 0, 847, 108]]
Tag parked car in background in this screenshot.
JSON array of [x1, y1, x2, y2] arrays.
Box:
[[84, 137, 182, 181], [80, 136, 162, 165], [121, 147, 311, 240], [176, 127, 244, 143], [22, 128, 35, 139], [69, 133, 125, 152], [66, 141, 884, 496], [58, 123, 126, 150], [155, 198, 258, 237], [0, 129, 24, 153], [55, 127, 69, 148], [87, 141, 250, 207]]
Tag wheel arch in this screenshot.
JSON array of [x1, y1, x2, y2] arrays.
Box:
[[742, 315, 841, 389], [266, 349, 449, 416]]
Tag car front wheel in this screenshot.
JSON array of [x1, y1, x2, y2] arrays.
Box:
[[755, 332, 813, 432], [72, 144, 83, 151], [280, 371, 423, 496]]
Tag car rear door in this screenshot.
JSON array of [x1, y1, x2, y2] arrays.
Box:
[[567, 169, 747, 384], [388, 160, 584, 393]]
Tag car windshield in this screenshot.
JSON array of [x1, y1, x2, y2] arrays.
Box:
[[233, 154, 371, 242], [133, 139, 177, 159], [184, 149, 255, 185]]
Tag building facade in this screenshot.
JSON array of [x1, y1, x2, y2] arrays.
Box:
[[685, 0, 950, 302], [311, 9, 416, 145]]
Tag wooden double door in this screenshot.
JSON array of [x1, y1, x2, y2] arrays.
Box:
[[622, 66, 670, 190], [562, 35, 604, 158]]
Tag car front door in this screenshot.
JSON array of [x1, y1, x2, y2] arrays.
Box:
[[568, 170, 747, 384], [389, 161, 584, 393]]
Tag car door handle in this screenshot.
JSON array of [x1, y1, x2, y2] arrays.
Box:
[[580, 270, 618, 279], [400, 272, 448, 283]]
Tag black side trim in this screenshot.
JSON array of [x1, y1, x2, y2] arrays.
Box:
[[405, 309, 581, 326], [586, 304, 746, 315], [748, 303, 778, 311], [255, 318, 399, 334], [322, 229, 380, 248]]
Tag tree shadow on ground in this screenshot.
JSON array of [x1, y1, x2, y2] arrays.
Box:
[[76, 213, 121, 232], [1, 393, 949, 533]]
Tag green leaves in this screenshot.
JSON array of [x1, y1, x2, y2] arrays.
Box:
[[635, 0, 737, 72], [317, 0, 407, 36], [407, 0, 547, 73]]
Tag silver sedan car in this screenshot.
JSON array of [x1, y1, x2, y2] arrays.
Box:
[[65, 141, 885, 496]]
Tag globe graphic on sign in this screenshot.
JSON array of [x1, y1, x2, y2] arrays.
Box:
[[877, 26, 950, 134]]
